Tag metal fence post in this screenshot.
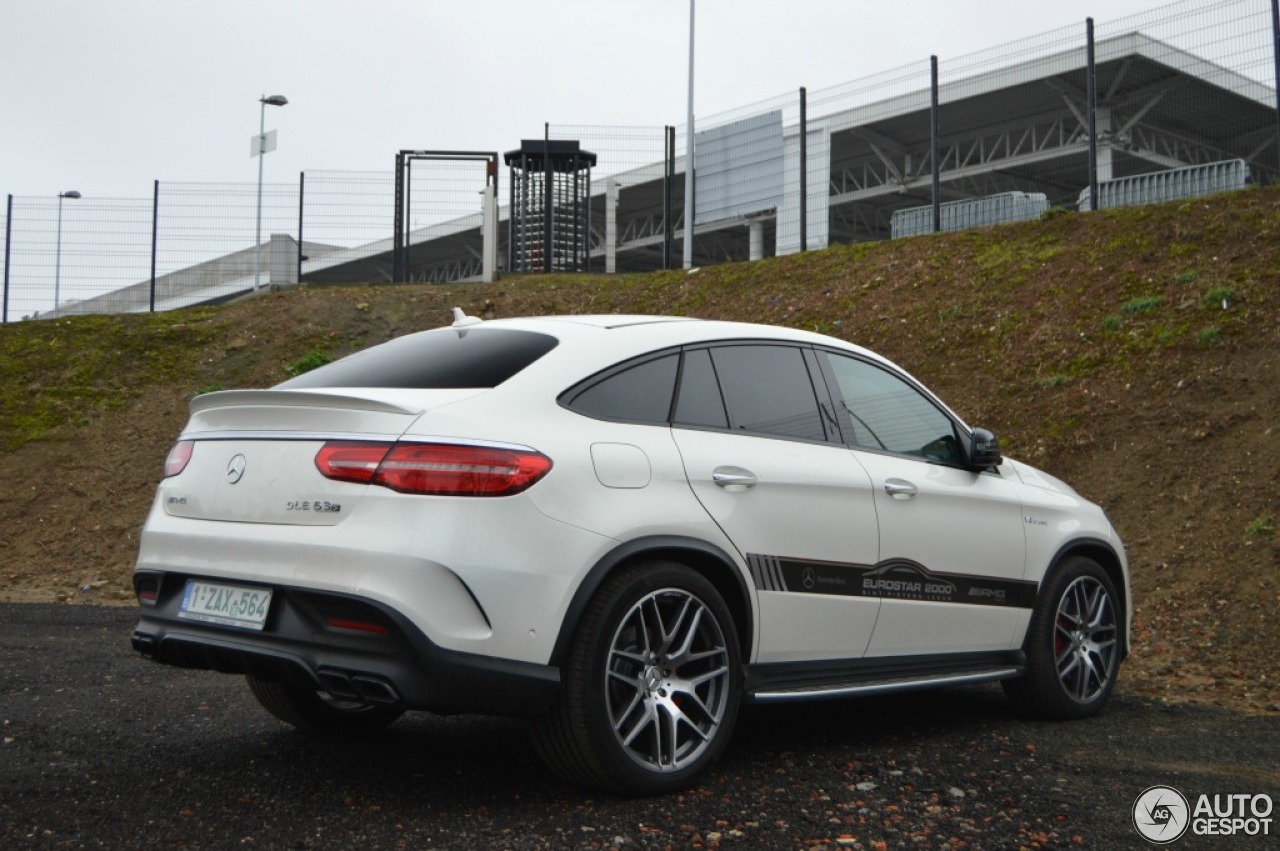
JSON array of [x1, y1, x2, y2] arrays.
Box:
[[664, 125, 675, 269], [1086, 17, 1099, 209], [3, 194, 12, 323], [297, 171, 305, 283], [543, 128, 553, 273], [931, 56, 941, 233], [149, 180, 159, 312], [1272, 0, 1280, 179], [392, 152, 405, 281], [799, 87, 808, 252]]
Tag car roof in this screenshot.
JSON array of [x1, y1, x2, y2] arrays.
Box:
[[474, 313, 879, 358], [458, 313, 920, 399]]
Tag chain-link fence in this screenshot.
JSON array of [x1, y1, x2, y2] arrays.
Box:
[[4, 0, 1277, 321], [546, 124, 673, 272]]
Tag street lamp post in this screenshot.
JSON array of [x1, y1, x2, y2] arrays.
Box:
[[254, 94, 288, 292], [55, 190, 81, 313]]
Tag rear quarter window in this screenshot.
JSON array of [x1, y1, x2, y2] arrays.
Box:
[[561, 353, 679, 424], [276, 328, 558, 389]]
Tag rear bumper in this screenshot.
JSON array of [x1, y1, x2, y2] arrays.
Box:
[[131, 570, 560, 718]]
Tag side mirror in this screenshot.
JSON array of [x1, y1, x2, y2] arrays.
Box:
[[968, 427, 1003, 469]]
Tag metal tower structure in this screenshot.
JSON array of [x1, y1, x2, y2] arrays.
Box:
[[505, 140, 597, 273]]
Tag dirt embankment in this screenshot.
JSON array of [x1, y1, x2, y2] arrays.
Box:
[[2, 188, 1277, 712]]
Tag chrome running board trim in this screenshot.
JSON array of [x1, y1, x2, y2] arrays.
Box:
[[750, 666, 1022, 703]]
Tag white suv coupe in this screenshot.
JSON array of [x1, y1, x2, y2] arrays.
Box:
[[132, 312, 1129, 794]]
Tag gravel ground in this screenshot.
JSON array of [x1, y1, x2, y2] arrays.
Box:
[[1, 604, 1276, 850]]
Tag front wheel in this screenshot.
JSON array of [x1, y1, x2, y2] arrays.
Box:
[[1004, 556, 1122, 720], [246, 675, 404, 735], [532, 560, 742, 794]]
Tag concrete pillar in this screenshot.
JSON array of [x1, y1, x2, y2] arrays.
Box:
[[605, 177, 618, 275], [268, 234, 298, 286], [748, 219, 764, 261], [481, 184, 497, 283], [1096, 107, 1114, 182]]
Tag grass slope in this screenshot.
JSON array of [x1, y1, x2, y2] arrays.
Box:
[[2, 188, 1277, 712]]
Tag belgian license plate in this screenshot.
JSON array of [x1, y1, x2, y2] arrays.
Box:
[[178, 580, 272, 631]]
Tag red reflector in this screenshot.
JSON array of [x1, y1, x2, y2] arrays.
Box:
[[314, 441, 392, 485], [324, 617, 390, 635], [164, 440, 194, 478], [138, 590, 159, 605]]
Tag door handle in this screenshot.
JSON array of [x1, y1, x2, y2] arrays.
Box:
[[883, 478, 918, 499], [712, 466, 758, 490]]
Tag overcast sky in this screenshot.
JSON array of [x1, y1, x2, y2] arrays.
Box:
[[0, 0, 1188, 201]]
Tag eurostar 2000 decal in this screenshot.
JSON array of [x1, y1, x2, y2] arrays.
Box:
[[747, 554, 1037, 609]]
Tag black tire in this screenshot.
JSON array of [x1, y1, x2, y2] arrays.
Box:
[[1004, 555, 1122, 720], [246, 675, 404, 735], [531, 560, 742, 795]]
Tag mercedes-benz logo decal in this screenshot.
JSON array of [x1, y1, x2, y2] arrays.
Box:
[[226, 454, 247, 485], [802, 568, 817, 590]]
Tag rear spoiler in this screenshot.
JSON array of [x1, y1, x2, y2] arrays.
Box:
[[189, 389, 424, 416]]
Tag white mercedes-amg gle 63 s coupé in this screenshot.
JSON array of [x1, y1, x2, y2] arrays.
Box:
[[133, 311, 1129, 794]]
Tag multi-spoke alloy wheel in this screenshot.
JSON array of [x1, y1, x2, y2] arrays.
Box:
[[1053, 575, 1118, 704], [605, 588, 732, 773], [1004, 555, 1124, 720], [531, 560, 742, 794]]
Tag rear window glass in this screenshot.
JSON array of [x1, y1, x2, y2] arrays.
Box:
[[275, 328, 558, 389]]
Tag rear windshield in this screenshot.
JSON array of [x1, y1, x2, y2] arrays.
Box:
[[276, 328, 558, 389]]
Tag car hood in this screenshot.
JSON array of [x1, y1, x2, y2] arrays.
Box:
[[1003, 457, 1081, 497]]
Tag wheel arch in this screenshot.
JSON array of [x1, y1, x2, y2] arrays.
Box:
[[550, 536, 754, 668], [1040, 537, 1131, 658]]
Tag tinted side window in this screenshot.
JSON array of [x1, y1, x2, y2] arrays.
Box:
[[673, 348, 728, 429], [824, 354, 961, 462], [277, 328, 558, 389], [565, 354, 678, 423], [710, 345, 827, 442]]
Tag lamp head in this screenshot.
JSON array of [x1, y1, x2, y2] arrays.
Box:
[[260, 94, 288, 107]]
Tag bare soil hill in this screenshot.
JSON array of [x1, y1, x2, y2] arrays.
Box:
[[2, 188, 1276, 713]]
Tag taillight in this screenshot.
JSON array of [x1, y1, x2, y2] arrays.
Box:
[[315, 441, 553, 497], [314, 442, 390, 485], [164, 440, 194, 478]]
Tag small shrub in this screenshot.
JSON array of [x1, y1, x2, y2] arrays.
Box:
[[1122, 295, 1165, 316], [1041, 374, 1071, 388], [1102, 314, 1123, 331], [1204, 287, 1236, 308], [1040, 206, 1070, 221], [1195, 326, 1222, 345], [285, 349, 332, 377], [1175, 270, 1200, 284], [1245, 517, 1275, 538]]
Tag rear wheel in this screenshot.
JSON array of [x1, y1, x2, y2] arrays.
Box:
[[1005, 556, 1121, 719], [246, 675, 404, 735], [532, 560, 742, 794]]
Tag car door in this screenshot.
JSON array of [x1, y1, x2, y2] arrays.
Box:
[[818, 351, 1033, 657], [670, 344, 882, 664]]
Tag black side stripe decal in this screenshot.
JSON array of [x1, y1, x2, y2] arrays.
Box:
[[747, 554, 1037, 609], [747, 554, 789, 592]]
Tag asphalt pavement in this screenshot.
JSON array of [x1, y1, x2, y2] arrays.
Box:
[[1, 603, 1276, 850]]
